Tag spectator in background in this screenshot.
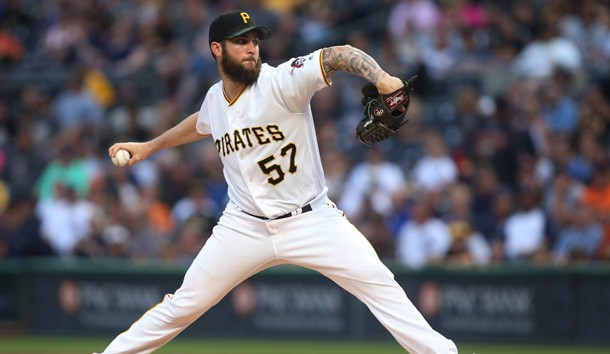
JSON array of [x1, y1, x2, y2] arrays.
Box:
[[512, 21, 582, 81], [419, 21, 462, 81], [441, 183, 491, 267], [101, 223, 131, 258], [410, 129, 458, 195], [580, 161, 610, 260], [578, 81, 610, 154], [35, 136, 90, 200], [193, 141, 229, 209], [470, 166, 502, 240], [537, 133, 577, 187], [155, 154, 194, 208], [18, 84, 57, 147], [396, 195, 451, 269], [519, 95, 549, 159], [146, 2, 190, 100], [339, 146, 407, 221], [563, 137, 592, 185], [0, 0, 35, 53], [258, 10, 298, 66], [297, 0, 335, 53], [0, 180, 9, 216], [174, 0, 217, 95], [170, 213, 215, 266], [487, 9, 526, 64], [388, 0, 441, 38], [171, 181, 220, 227], [488, 189, 514, 263], [36, 183, 95, 256], [87, 16, 143, 75], [114, 98, 151, 142], [453, 5, 493, 73], [553, 202, 602, 264], [41, 1, 86, 66], [320, 149, 350, 203], [73, 175, 132, 259], [0, 98, 13, 148], [477, 96, 524, 191], [558, 0, 610, 75], [538, 80, 579, 134], [452, 84, 484, 154], [128, 184, 175, 260], [98, 189, 135, 259], [499, 184, 553, 263], [441, 183, 474, 224], [570, 130, 608, 185], [83, 66, 117, 110], [357, 211, 396, 260], [52, 66, 104, 131], [1, 120, 47, 200], [387, 0, 441, 69], [0, 27, 25, 64], [445, 220, 491, 267], [543, 169, 583, 232], [142, 186, 175, 238], [0, 194, 53, 258]]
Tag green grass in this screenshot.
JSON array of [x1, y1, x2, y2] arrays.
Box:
[[0, 337, 608, 354]]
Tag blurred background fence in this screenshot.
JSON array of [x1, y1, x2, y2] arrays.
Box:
[[1, 259, 610, 345]]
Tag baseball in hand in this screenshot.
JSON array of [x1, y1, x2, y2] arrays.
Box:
[[111, 149, 131, 167]]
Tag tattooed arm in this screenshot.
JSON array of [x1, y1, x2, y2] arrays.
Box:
[[322, 45, 404, 94]]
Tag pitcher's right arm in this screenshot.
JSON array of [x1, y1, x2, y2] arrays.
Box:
[[108, 111, 210, 166]]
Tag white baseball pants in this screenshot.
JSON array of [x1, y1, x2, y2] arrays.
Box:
[[97, 193, 457, 354]]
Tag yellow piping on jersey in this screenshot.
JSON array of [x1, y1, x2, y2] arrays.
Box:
[[222, 84, 248, 106], [319, 48, 331, 86]]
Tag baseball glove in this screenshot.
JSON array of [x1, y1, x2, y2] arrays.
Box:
[[356, 75, 417, 145]]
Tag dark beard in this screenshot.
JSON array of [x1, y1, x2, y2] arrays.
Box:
[[221, 51, 262, 86]]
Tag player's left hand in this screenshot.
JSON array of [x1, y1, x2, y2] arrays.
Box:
[[356, 75, 417, 146], [375, 75, 406, 95]]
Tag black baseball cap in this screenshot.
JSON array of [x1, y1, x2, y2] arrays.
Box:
[[208, 11, 271, 45]]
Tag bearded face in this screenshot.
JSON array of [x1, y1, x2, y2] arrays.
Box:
[[220, 42, 262, 86]]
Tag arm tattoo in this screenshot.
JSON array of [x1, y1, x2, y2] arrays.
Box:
[[322, 45, 384, 84]]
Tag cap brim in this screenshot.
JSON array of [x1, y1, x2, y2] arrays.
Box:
[[226, 26, 271, 41]]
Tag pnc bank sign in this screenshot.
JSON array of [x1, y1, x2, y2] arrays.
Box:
[[417, 281, 536, 334]]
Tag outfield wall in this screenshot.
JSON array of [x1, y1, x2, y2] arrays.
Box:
[[1, 259, 609, 344]]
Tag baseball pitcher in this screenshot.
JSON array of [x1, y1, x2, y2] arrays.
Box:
[[99, 10, 457, 354]]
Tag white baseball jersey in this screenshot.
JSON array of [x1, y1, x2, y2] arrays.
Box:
[[196, 49, 330, 219]]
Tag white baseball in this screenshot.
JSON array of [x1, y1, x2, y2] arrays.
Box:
[[111, 149, 131, 167]]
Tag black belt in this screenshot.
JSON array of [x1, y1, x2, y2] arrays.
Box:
[[242, 204, 312, 220]]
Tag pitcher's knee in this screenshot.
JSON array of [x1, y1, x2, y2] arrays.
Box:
[[163, 293, 205, 322]]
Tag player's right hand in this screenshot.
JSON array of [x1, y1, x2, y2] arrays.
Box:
[[108, 142, 151, 166]]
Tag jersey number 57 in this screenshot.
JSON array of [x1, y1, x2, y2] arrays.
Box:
[[257, 143, 297, 185]]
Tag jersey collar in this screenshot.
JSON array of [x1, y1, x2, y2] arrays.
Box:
[[222, 84, 248, 106]]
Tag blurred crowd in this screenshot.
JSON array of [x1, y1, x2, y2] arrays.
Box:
[[1, 0, 610, 269]]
